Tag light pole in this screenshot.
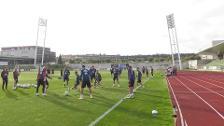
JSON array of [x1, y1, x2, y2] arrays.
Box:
[[166, 14, 182, 70], [34, 18, 48, 67]]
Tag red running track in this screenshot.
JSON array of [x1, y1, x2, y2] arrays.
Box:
[[167, 71, 224, 126]]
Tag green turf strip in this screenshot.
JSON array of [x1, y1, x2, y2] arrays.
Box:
[[97, 73, 174, 126], [0, 71, 173, 126]]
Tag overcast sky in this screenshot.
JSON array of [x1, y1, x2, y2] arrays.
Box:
[[0, 0, 224, 56]]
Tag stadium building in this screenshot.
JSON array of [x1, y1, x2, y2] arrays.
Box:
[[0, 46, 56, 66], [198, 40, 224, 60], [189, 40, 224, 70]]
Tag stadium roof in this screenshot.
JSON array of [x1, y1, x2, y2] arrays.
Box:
[[198, 41, 224, 54]]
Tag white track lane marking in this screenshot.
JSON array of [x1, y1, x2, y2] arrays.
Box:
[[190, 76, 224, 90], [184, 120, 188, 126], [200, 76, 224, 85], [166, 78, 185, 126], [175, 77, 224, 120], [181, 77, 224, 98]]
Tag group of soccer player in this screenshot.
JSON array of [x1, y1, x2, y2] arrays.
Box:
[[61, 65, 102, 99], [110, 64, 153, 99], [166, 66, 177, 76], [1, 67, 20, 90], [1, 64, 153, 99]]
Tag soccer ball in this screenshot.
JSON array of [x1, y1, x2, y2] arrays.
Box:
[[64, 91, 69, 96], [152, 109, 158, 117]]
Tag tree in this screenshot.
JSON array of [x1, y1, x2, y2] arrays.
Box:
[[217, 52, 223, 60], [58, 54, 63, 65]]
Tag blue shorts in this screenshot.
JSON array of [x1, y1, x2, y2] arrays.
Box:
[[64, 76, 69, 82], [81, 80, 91, 88], [129, 80, 135, 87]]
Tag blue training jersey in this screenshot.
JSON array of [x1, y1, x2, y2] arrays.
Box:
[[64, 69, 70, 77], [89, 68, 96, 76], [76, 74, 80, 84], [113, 68, 119, 76], [128, 69, 135, 81], [137, 70, 142, 80], [80, 68, 90, 81]]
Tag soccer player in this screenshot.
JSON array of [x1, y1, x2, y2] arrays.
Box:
[[73, 71, 80, 89], [89, 65, 96, 83], [142, 66, 146, 74], [63, 67, 70, 87], [127, 66, 135, 99], [146, 67, 149, 78], [150, 66, 154, 77], [136, 67, 143, 87], [79, 65, 93, 99], [112, 65, 120, 87], [118, 67, 122, 77], [94, 70, 102, 88], [172, 66, 177, 76], [36, 65, 48, 96], [166, 66, 172, 76], [13, 67, 20, 90], [1, 67, 9, 90], [60, 69, 63, 77], [110, 64, 114, 76]]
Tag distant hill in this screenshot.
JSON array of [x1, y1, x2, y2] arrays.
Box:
[[60, 53, 200, 64]]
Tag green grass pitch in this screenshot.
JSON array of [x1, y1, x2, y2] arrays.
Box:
[[0, 70, 174, 126]]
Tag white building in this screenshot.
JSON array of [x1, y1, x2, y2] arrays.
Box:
[[1, 46, 56, 63]]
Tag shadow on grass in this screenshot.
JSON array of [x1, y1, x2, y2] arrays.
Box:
[[86, 94, 115, 108], [5, 90, 18, 100], [39, 93, 93, 114], [101, 87, 127, 93], [16, 89, 29, 96]]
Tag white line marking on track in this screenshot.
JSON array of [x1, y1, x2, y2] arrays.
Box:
[[202, 77, 224, 85], [175, 77, 224, 120], [88, 79, 149, 126], [184, 120, 188, 126], [190, 76, 224, 90], [181, 77, 224, 98], [166, 78, 185, 126]]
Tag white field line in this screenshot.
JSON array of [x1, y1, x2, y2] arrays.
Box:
[[184, 120, 188, 126], [190, 76, 224, 90], [175, 77, 224, 120], [181, 77, 224, 98], [166, 78, 185, 126], [88, 79, 149, 126]]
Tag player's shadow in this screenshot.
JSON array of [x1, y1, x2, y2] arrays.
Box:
[[87, 94, 116, 107], [16, 89, 29, 96], [39, 93, 93, 113], [101, 87, 126, 93], [4, 90, 18, 100]]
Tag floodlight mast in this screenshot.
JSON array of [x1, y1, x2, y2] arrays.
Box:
[[41, 19, 47, 65], [34, 18, 48, 67], [174, 25, 182, 70], [166, 14, 182, 70], [34, 20, 40, 67], [167, 20, 175, 66]]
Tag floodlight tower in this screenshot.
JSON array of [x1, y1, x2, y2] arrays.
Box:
[[34, 18, 48, 66], [166, 14, 182, 70]]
